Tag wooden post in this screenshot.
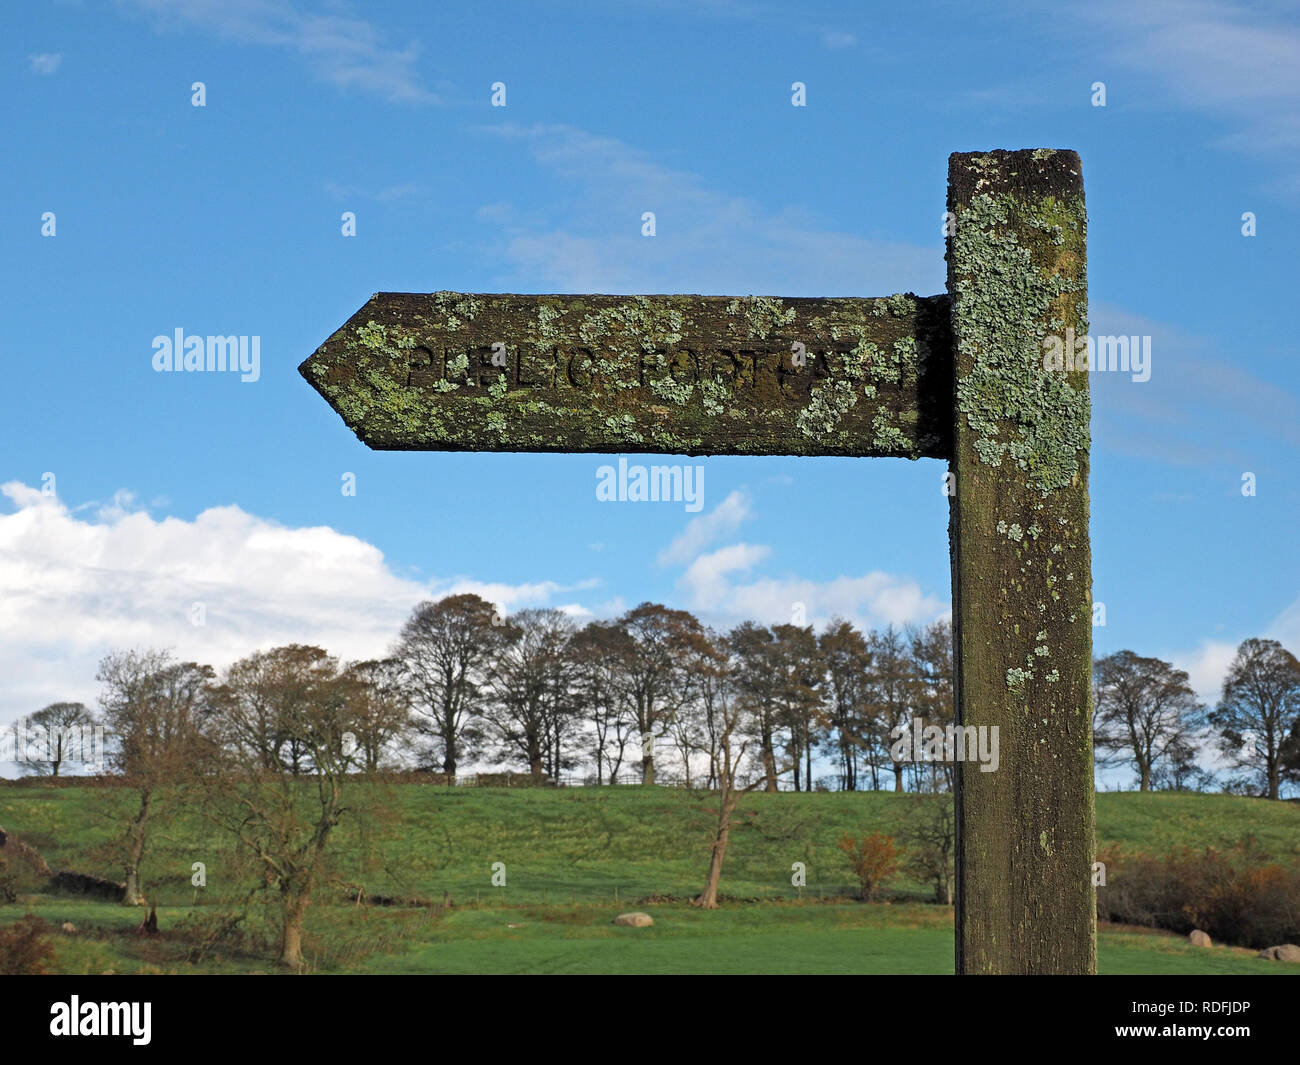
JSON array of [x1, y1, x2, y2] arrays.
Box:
[[946, 150, 1096, 974]]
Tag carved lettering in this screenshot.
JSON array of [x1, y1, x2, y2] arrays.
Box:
[[407, 343, 877, 403]]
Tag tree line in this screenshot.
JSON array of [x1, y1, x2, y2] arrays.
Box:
[[388, 595, 957, 793], [18, 594, 1300, 801]]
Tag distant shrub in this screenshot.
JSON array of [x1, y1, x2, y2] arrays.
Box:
[[0, 915, 56, 974], [1097, 839, 1300, 949], [838, 832, 902, 902]]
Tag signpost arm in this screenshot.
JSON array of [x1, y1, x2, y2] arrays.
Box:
[[946, 149, 1096, 974]]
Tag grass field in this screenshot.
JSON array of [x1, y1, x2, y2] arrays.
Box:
[[2, 782, 1298, 974], [0, 898, 1290, 975]]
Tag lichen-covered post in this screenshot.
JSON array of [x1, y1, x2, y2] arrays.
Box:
[[946, 150, 1095, 974]]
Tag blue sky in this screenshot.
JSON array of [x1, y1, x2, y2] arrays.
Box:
[[2, 0, 1298, 758]]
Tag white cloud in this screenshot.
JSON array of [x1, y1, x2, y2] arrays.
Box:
[[1170, 639, 1238, 705], [659, 483, 947, 633], [717, 571, 947, 632], [675, 539, 945, 633], [0, 482, 575, 730], [28, 53, 63, 75], [612, 2, 861, 54], [680, 542, 772, 605], [658, 490, 752, 566], [120, 0, 438, 104]]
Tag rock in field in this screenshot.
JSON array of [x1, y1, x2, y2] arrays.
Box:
[[1188, 929, 1211, 947], [1255, 944, 1300, 962], [613, 912, 653, 928]]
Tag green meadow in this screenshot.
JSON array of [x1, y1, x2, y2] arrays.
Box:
[[2, 783, 1297, 974]]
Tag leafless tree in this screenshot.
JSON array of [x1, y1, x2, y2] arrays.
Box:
[[393, 594, 503, 781], [569, 621, 635, 783], [690, 635, 787, 909], [97, 649, 213, 906], [909, 620, 954, 791], [902, 778, 956, 904], [867, 626, 915, 792], [1093, 650, 1203, 792], [342, 658, 411, 772], [1209, 638, 1300, 800], [819, 619, 872, 791], [686, 628, 731, 788], [615, 603, 709, 785], [771, 623, 824, 792], [202, 645, 364, 968], [728, 622, 784, 792], [484, 608, 576, 780]]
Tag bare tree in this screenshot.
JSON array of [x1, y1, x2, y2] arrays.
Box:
[[615, 603, 709, 785], [728, 622, 783, 792], [218, 645, 342, 774], [1282, 710, 1300, 791], [690, 635, 785, 909], [203, 645, 363, 968], [771, 623, 824, 792], [1093, 650, 1203, 792], [484, 608, 575, 780], [1209, 638, 1300, 800], [97, 649, 213, 906], [342, 658, 411, 772], [1150, 732, 1214, 791], [689, 629, 731, 788], [902, 780, 956, 904], [570, 621, 634, 784], [394, 594, 502, 781], [819, 619, 871, 791], [665, 630, 737, 790], [867, 626, 914, 793], [909, 620, 954, 791]]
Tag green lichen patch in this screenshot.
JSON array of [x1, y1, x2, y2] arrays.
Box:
[[726, 296, 797, 339], [950, 192, 1090, 496], [578, 297, 685, 353]]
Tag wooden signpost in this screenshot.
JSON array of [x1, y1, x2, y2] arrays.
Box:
[[301, 149, 1096, 975]]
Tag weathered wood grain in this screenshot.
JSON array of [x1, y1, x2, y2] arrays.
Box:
[[947, 148, 1095, 975], [299, 292, 952, 458]]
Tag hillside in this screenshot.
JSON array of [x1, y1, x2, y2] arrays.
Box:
[[4, 782, 1297, 907]]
